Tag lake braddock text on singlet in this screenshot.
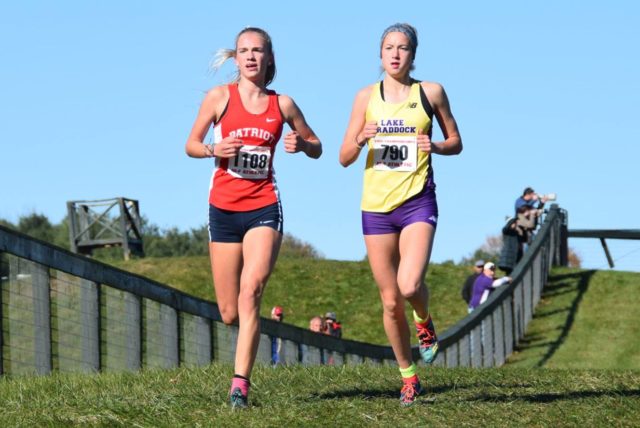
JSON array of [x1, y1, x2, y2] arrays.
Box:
[[377, 118, 416, 134]]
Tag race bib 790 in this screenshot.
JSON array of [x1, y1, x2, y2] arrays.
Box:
[[372, 136, 417, 172]]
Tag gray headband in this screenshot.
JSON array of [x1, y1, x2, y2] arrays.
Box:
[[380, 23, 418, 59]]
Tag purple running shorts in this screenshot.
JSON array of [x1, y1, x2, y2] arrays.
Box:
[[362, 187, 438, 235]]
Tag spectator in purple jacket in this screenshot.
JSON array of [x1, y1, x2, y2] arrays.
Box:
[[468, 262, 512, 312]]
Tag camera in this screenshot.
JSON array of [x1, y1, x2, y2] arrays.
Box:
[[536, 193, 556, 201]]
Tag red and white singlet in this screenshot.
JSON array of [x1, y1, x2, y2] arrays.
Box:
[[209, 84, 284, 211]]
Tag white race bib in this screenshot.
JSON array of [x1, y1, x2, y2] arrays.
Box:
[[228, 145, 271, 179], [372, 136, 417, 172]]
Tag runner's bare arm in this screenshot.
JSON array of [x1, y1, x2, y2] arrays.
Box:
[[279, 95, 322, 159], [185, 86, 241, 159], [340, 86, 376, 167], [421, 82, 462, 156]]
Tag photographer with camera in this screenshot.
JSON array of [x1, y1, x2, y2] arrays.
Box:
[[515, 187, 556, 215], [513, 187, 556, 251]]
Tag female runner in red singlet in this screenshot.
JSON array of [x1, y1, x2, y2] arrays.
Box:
[[185, 27, 322, 409]]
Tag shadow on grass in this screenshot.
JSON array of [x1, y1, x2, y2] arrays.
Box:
[[469, 388, 640, 403], [309, 388, 398, 400], [513, 270, 597, 367], [517, 333, 546, 344], [534, 307, 572, 318], [307, 381, 535, 401], [306, 386, 640, 405]]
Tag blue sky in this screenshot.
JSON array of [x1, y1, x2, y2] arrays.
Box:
[[1, 1, 639, 271]]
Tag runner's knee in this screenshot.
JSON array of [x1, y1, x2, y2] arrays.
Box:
[[398, 278, 423, 299], [238, 278, 267, 305], [219, 305, 239, 325], [380, 294, 403, 317]]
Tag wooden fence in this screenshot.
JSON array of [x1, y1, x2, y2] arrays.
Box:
[[0, 205, 566, 375]]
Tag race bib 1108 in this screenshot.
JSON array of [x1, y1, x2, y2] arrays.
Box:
[[227, 145, 271, 179]]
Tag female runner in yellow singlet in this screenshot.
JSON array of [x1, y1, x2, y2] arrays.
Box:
[[339, 23, 462, 406]]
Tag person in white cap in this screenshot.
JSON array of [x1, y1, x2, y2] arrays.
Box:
[[468, 262, 511, 312]]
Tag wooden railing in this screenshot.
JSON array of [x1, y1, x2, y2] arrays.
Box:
[[0, 205, 565, 375]]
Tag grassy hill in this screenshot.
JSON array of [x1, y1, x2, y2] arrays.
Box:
[[1, 364, 638, 426], [507, 268, 640, 369], [107, 256, 640, 370], [108, 256, 472, 345]]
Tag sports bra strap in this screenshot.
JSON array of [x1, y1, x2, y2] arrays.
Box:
[[379, 80, 434, 120]]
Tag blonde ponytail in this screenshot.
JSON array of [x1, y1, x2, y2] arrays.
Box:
[[209, 27, 276, 86]]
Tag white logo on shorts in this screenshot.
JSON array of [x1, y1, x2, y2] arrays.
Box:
[[428, 215, 438, 224]]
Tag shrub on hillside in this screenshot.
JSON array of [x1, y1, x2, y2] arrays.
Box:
[[142, 222, 209, 257], [460, 234, 502, 265], [3, 212, 70, 249], [568, 248, 582, 268], [279, 233, 322, 259]]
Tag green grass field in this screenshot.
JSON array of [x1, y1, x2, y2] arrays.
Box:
[[1, 363, 638, 426], [507, 268, 640, 369], [3, 256, 640, 425]]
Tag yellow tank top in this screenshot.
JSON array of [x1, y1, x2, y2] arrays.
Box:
[[361, 81, 433, 212]]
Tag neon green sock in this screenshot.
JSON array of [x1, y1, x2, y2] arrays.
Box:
[[413, 310, 429, 324], [399, 363, 417, 379]]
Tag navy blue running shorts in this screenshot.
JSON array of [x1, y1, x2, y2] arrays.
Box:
[[208, 202, 283, 243]]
